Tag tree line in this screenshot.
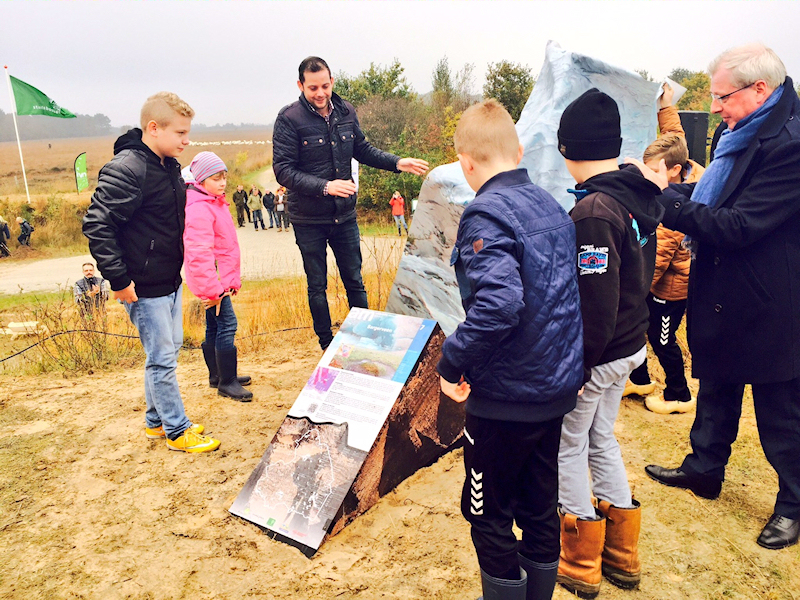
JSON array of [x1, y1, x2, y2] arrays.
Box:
[[0, 110, 114, 142], [343, 59, 800, 215]]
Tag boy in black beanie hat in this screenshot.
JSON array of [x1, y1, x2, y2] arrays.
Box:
[[555, 88, 664, 598]]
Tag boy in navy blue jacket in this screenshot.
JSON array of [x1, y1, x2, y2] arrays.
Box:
[[437, 99, 584, 600]]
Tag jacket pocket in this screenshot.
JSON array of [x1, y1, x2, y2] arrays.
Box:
[[336, 124, 355, 147], [738, 256, 773, 306], [300, 134, 328, 156]]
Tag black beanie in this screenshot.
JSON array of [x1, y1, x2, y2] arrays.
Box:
[[557, 88, 622, 160]]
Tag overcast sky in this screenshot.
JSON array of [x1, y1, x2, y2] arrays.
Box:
[[3, 0, 799, 128]]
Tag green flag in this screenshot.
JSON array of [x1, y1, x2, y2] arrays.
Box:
[[9, 75, 76, 118], [74, 153, 89, 193]]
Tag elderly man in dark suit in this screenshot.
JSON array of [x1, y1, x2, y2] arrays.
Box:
[[637, 43, 800, 550]]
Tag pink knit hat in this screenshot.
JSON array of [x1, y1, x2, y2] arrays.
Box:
[[190, 151, 227, 183]]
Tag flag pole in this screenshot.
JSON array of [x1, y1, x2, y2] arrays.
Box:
[[4, 66, 32, 205]]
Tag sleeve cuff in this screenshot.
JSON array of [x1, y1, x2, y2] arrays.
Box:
[[436, 354, 462, 384], [110, 276, 132, 292]]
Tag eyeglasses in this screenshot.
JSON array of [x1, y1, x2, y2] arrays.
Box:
[[711, 83, 754, 103]]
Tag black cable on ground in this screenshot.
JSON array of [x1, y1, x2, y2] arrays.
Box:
[[0, 326, 313, 363]]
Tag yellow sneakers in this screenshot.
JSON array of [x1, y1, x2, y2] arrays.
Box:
[[622, 381, 656, 398], [166, 428, 220, 453], [145, 423, 204, 439]]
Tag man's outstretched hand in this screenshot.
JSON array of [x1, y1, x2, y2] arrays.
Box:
[[397, 158, 429, 176]]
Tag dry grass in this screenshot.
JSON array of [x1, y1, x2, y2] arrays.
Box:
[[0, 130, 272, 196], [0, 131, 272, 257], [0, 235, 402, 376]]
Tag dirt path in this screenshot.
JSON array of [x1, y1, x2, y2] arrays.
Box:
[[1, 331, 798, 599], [0, 229, 402, 295]]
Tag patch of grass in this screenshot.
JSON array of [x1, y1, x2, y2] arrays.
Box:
[[358, 221, 406, 237], [0, 233, 402, 376], [0, 290, 63, 312]]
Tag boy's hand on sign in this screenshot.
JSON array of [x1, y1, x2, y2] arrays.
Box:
[[624, 157, 669, 190], [113, 282, 138, 303], [440, 376, 471, 403]]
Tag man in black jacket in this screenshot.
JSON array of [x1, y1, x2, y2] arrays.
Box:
[[262, 189, 276, 228], [232, 185, 248, 226], [83, 92, 220, 454], [272, 56, 428, 350], [640, 43, 800, 550]]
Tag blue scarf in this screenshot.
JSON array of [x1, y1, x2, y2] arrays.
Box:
[[690, 84, 785, 209]]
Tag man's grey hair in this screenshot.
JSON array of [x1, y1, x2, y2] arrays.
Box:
[[708, 43, 787, 89]]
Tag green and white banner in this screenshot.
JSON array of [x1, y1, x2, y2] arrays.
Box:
[[74, 153, 89, 193], [9, 75, 76, 118]]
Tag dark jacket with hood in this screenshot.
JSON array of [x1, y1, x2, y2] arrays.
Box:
[[437, 169, 584, 423], [82, 128, 186, 298], [569, 164, 664, 381], [272, 92, 400, 226], [659, 78, 800, 384]]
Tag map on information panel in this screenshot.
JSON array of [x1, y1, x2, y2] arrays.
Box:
[[229, 308, 436, 553]]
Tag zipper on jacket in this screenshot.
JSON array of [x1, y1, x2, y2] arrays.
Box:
[[144, 239, 155, 271]]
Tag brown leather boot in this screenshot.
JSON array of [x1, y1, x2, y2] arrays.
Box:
[[597, 498, 641, 589], [557, 510, 605, 599]]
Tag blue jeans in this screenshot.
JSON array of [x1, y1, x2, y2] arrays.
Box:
[[393, 214, 408, 231], [266, 208, 276, 227], [252, 209, 265, 230], [205, 294, 237, 352], [125, 287, 192, 440], [293, 219, 367, 348]]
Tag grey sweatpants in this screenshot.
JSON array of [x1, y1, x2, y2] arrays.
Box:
[[558, 346, 646, 519]]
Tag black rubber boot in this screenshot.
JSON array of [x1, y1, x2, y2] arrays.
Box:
[[202, 342, 251, 388], [518, 554, 558, 600], [478, 567, 527, 600], [216, 348, 253, 401]]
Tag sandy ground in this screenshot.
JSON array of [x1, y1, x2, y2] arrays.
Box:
[[1, 326, 799, 599]]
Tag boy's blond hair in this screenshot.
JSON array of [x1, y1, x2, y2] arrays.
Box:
[[454, 99, 519, 163], [140, 92, 195, 129], [643, 134, 689, 170]]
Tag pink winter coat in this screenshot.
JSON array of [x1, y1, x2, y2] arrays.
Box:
[[183, 183, 241, 301]]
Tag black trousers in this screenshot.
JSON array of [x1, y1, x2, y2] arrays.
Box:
[[681, 377, 800, 519], [235, 204, 246, 227], [461, 413, 563, 579], [629, 294, 691, 401]]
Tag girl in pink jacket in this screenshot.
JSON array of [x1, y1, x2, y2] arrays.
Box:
[[184, 152, 252, 401]]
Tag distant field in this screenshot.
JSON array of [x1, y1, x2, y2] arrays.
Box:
[[0, 129, 273, 257], [0, 128, 273, 196]]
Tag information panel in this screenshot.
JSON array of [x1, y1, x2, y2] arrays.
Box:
[[230, 308, 436, 553]]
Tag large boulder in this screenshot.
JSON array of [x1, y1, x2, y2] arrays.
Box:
[[386, 41, 663, 333]]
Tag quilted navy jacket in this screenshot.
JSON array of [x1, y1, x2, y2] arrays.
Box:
[[272, 92, 400, 225], [437, 169, 584, 423]]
